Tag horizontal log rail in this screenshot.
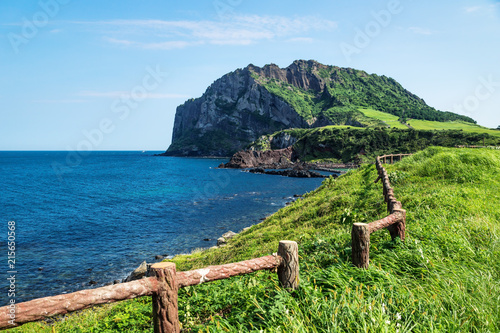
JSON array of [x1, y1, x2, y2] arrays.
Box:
[[0, 278, 159, 329], [0, 241, 298, 332], [378, 154, 412, 165], [177, 254, 282, 288], [352, 154, 410, 268]]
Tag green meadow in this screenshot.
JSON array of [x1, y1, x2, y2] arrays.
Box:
[[408, 119, 500, 137], [359, 107, 500, 138], [358, 108, 408, 129]]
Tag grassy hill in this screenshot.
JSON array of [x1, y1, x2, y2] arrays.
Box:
[[254, 62, 476, 126], [12, 147, 500, 332], [358, 108, 409, 129], [359, 108, 500, 137]]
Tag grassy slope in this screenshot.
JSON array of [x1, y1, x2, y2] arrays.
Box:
[[359, 107, 500, 137], [359, 108, 409, 129], [12, 147, 500, 332], [409, 119, 500, 137]]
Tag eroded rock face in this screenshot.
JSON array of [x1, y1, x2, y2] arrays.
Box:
[[164, 65, 309, 157], [249, 60, 328, 92], [162, 60, 347, 157], [222, 147, 296, 169], [270, 132, 299, 150]]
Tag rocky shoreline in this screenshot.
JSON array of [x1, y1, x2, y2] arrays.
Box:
[[219, 146, 349, 177], [247, 167, 328, 178]]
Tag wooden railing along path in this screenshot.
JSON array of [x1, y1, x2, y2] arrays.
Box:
[[351, 154, 409, 268], [0, 241, 299, 332]]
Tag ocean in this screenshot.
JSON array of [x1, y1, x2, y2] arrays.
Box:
[[0, 151, 328, 304]]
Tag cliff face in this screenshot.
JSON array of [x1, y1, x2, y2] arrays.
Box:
[[163, 60, 475, 157], [248, 60, 327, 92], [165, 66, 308, 156]]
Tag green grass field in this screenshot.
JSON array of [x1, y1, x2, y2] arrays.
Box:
[[408, 119, 500, 137], [11, 147, 500, 332], [359, 107, 500, 138], [358, 108, 408, 129]]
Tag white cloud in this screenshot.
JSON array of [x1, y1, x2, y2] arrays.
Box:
[[465, 6, 481, 13], [286, 37, 314, 43], [78, 91, 190, 99], [464, 4, 500, 14], [409, 27, 434, 35], [71, 16, 337, 49], [33, 99, 88, 104], [103, 37, 196, 49]]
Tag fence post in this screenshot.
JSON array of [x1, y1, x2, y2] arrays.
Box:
[[277, 240, 299, 290], [151, 262, 180, 333], [352, 223, 370, 268], [389, 208, 406, 241]]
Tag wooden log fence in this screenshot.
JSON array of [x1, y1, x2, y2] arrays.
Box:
[[0, 240, 298, 332], [351, 154, 409, 268], [378, 153, 412, 165]]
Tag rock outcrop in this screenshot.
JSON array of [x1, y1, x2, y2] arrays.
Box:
[[221, 147, 296, 169], [163, 60, 341, 157], [124, 261, 149, 282], [217, 231, 237, 246], [163, 64, 309, 157]]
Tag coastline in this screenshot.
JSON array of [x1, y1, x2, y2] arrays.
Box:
[[1, 152, 326, 305]]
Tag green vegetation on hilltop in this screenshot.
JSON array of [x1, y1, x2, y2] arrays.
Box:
[[13, 147, 500, 332], [253, 64, 475, 125], [254, 76, 384, 127]]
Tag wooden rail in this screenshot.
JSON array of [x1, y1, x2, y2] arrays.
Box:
[[351, 154, 409, 268], [0, 241, 299, 332], [378, 154, 412, 165]]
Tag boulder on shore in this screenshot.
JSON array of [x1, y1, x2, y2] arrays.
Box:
[[125, 261, 149, 282], [217, 237, 227, 246], [217, 230, 238, 247]]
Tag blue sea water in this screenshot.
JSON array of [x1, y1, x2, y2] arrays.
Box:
[[0, 151, 327, 304]]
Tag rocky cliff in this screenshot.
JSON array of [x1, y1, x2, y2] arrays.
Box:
[[162, 60, 475, 156], [164, 65, 308, 156]]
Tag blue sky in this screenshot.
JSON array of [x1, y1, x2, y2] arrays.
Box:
[[0, 0, 499, 150]]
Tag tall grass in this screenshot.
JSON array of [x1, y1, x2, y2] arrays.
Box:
[[10, 147, 500, 332]]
